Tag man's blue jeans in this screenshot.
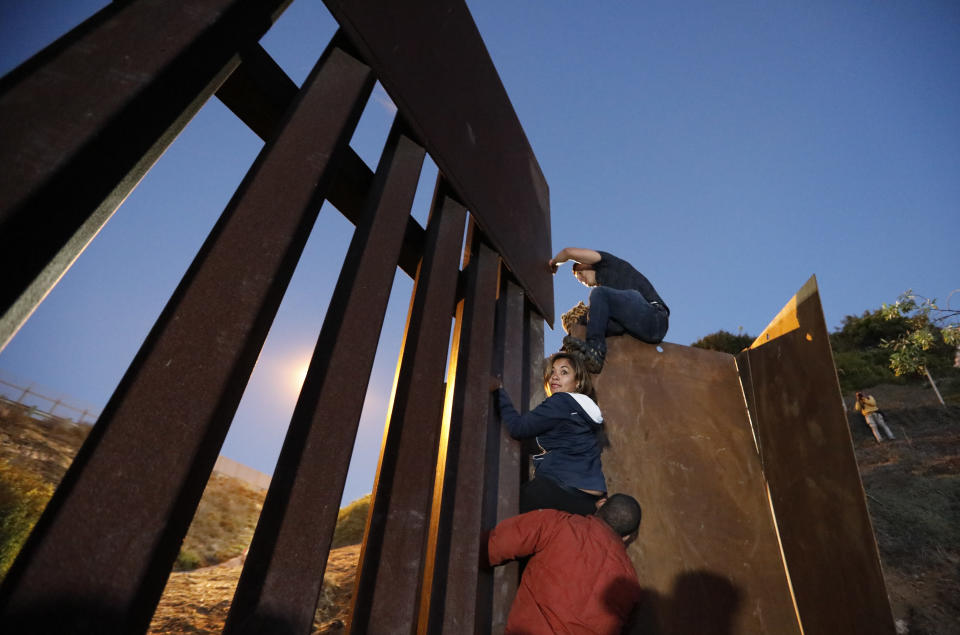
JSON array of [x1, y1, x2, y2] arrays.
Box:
[[586, 286, 668, 351]]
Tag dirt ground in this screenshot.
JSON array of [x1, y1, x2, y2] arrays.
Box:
[[845, 386, 960, 635], [148, 544, 360, 635]]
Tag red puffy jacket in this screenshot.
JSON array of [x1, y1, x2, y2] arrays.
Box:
[[488, 509, 641, 634]]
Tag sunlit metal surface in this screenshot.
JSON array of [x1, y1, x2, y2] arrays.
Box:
[[323, 0, 554, 325], [738, 277, 895, 635]]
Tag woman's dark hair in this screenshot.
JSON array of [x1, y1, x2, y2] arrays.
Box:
[[597, 494, 642, 536], [542, 351, 595, 400]]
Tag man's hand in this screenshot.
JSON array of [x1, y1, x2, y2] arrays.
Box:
[[548, 248, 570, 275], [489, 375, 502, 392]]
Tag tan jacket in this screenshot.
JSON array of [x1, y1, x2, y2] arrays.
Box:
[[855, 395, 879, 415]]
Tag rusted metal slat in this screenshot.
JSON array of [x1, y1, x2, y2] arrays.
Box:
[[222, 118, 425, 635], [489, 277, 527, 632], [736, 282, 895, 634], [524, 303, 547, 416], [215, 43, 300, 142], [0, 39, 374, 634], [0, 0, 293, 351], [349, 179, 466, 634], [520, 301, 547, 481], [322, 0, 554, 325], [423, 224, 500, 633], [213, 46, 426, 279]]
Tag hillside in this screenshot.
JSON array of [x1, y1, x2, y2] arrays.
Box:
[[0, 401, 268, 577], [0, 401, 370, 633], [0, 403, 92, 577], [844, 386, 960, 635]]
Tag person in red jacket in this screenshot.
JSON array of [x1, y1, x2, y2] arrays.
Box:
[[487, 493, 643, 634]]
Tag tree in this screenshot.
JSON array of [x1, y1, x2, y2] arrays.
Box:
[[691, 329, 754, 354], [880, 290, 960, 404], [830, 309, 911, 353], [880, 291, 960, 374]]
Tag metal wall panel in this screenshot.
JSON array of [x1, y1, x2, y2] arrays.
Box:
[[322, 0, 554, 325], [0, 39, 373, 634], [597, 338, 802, 635], [737, 278, 895, 635]]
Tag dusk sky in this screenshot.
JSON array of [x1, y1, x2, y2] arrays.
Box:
[[2, 0, 958, 505]]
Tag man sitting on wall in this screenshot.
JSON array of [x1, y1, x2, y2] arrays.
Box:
[[550, 247, 669, 373], [487, 493, 643, 634]]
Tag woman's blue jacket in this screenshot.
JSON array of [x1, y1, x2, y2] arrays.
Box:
[[497, 388, 605, 493]]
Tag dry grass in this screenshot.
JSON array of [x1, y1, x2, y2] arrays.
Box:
[[148, 544, 361, 634], [174, 473, 265, 570]]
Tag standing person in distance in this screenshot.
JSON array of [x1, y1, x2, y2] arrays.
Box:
[[854, 391, 895, 442], [550, 247, 669, 373]]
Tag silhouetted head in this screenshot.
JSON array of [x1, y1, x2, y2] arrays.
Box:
[[597, 494, 642, 538]]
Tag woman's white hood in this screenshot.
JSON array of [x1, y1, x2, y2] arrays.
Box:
[[568, 393, 603, 424]]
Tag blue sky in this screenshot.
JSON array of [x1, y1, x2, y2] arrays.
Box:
[[2, 1, 958, 505]]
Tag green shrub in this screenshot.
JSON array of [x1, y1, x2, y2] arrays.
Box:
[[691, 330, 754, 354], [830, 304, 957, 387], [831, 308, 910, 352], [174, 549, 202, 571], [832, 350, 904, 393], [829, 309, 920, 392], [331, 494, 371, 548], [0, 460, 55, 580]]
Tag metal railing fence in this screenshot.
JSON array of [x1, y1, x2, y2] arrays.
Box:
[[0, 377, 100, 425]]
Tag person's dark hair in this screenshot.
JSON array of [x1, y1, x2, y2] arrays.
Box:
[[597, 494, 642, 536], [543, 351, 595, 400]]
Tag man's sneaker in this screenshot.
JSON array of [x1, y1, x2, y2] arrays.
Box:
[[562, 335, 605, 373]]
